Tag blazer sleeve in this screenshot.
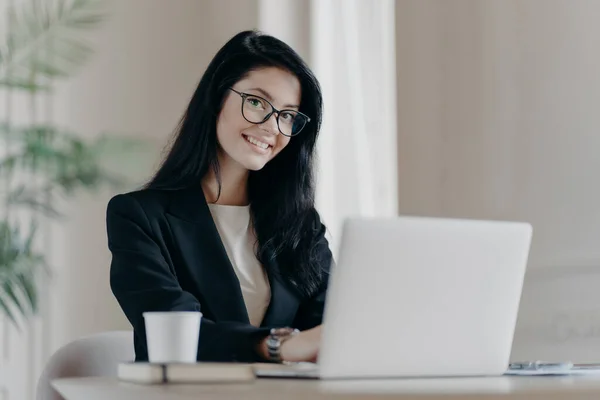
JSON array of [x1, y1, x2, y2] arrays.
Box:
[[292, 216, 334, 331], [106, 194, 270, 363]]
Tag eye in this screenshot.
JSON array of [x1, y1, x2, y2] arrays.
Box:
[[245, 96, 266, 110], [280, 111, 296, 122]]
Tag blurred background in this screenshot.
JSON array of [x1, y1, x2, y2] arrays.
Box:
[[2, 0, 600, 398]]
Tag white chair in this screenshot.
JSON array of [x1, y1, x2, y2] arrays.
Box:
[[36, 330, 134, 400]]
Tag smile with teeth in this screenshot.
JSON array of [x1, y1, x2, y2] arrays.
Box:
[[243, 134, 271, 150]]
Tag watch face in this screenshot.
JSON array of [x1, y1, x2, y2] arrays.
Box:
[[270, 327, 296, 337]]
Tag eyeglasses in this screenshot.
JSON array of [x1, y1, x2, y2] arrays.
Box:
[[228, 88, 310, 137]]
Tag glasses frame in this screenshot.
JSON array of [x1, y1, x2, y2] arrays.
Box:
[[228, 87, 310, 137]]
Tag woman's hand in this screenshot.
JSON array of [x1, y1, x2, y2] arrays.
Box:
[[280, 325, 322, 363], [258, 325, 322, 363]]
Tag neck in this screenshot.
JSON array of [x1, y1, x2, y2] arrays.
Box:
[[202, 154, 250, 206]]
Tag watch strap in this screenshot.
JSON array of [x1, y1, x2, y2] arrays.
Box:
[[266, 327, 299, 363]]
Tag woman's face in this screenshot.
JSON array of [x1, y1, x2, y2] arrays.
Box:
[[216, 67, 301, 172]]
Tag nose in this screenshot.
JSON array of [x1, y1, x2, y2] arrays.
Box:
[[260, 112, 280, 136]]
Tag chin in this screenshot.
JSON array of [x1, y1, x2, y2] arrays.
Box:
[[242, 159, 269, 171]]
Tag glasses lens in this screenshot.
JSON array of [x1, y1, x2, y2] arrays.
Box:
[[278, 110, 308, 136], [242, 95, 271, 123]]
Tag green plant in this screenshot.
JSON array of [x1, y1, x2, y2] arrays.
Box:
[[0, 0, 143, 326]]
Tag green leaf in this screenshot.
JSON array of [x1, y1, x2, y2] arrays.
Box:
[[0, 122, 146, 239], [0, 155, 18, 175], [16, 272, 37, 313], [0, 77, 51, 91], [2, 279, 26, 317], [0, 219, 45, 325], [23, 219, 38, 252], [28, 59, 70, 78], [0, 0, 108, 82], [6, 185, 62, 218], [63, 14, 106, 29], [0, 295, 19, 329], [0, 123, 139, 193]]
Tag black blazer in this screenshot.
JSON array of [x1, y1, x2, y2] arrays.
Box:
[[106, 185, 333, 362]]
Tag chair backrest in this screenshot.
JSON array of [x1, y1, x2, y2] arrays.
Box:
[[36, 330, 134, 400]]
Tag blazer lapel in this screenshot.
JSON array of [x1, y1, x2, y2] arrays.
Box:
[[165, 186, 249, 323], [260, 255, 301, 328]]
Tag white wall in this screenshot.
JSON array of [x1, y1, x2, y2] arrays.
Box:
[[259, 0, 311, 62], [396, 0, 600, 362]]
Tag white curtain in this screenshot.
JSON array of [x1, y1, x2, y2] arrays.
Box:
[[260, 0, 398, 258], [310, 0, 398, 257]]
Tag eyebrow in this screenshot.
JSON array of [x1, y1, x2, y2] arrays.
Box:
[[245, 87, 300, 109]]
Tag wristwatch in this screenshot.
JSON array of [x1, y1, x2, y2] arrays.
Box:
[[265, 327, 299, 363]]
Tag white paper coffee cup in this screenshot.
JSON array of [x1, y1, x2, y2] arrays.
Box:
[[143, 311, 202, 363]]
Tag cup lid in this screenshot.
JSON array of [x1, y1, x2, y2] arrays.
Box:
[[142, 311, 203, 318]]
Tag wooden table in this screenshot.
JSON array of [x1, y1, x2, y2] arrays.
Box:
[[53, 374, 600, 400]]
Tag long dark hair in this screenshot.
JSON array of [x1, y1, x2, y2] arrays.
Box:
[[147, 30, 325, 298]]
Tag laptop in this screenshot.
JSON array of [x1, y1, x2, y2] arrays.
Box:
[[255, 215, 533, 379]]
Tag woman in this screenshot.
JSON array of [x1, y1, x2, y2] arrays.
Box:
[[106, 30, 333, 364]]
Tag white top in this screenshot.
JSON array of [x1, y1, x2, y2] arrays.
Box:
[[207, 203, 271, 326]]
